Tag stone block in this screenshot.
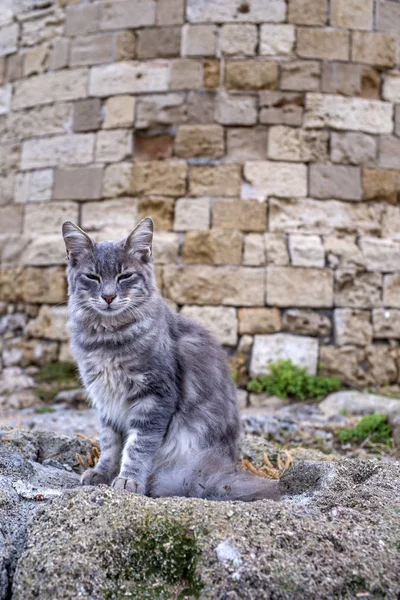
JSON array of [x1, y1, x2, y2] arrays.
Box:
[[288, 0, 327, 25], [226, 127, 268, 163], [181, 24, 217, 57], [321, 62, 362, 96], [379, 136, 400, 169], [170, 59, 202, 90], [5, 53, 23, 82], [243, 234, 265, 266], [319, 345, 367, 386], [156, 0, 184, 25], [244, 161, 307, 200], [281, 61, 320, 92], [212, 199, 266, 232], [331, 133, 376, 165], [215, 92, 257, 126], [363, 169, 398, 204], [103, 95, 135, 129], [382, 206, 400, 240], [259, 91, 303, 126], [69, 33, 114, 67], [225, 60, 278, 90], [383, 274, 400, 308], [334, 309, 372, 346], [115, 30, 136, 61], [53, 166, 103, 201], [175, 125, 224, 159], [95, 129, 132, 163], [133, 161, 187, 196], [3, 338, 59, 368], [373, 309, 400, 339], [310, 164, 362, 201], [81, 198, 138, 239], [238, 308, 280, 335], [135, 134, 173, 161], [330, 0, 373, 30], [220, 24, 257, 56], [189, 165, 241, 197], [383, 71, 400, 103], [335, 270, 382, 308], [324, 236, 364, 270], [26, 305, 69, 341], [183, 230, 242, 265], [163, 265, 265, 306], [16, 169, 54, 203], [267, 266, 333, 308], [102, 162, 134, 197], [282, 309, 331, 337], [152, 232, 179, 264], [250, 334, 318, 377], [24, 202, 79, 235], [0, 23, 18, 57], [21, 134, 94, 170], [0, 267, 67, 304], [89, 61, 169, 97], [289, 235, 324, 268], [0, 174, 14, 204], [73, 98, 102, 132], [352, 32, 397, 68], [187, 91, 217, 124], [180, 306, 238, 346], [377, 1, 400, 34], [65, 4, 100, 36], [174, 198, 210, 231], [304, 94, 393, 134], [361, 66, 381, 100], [23, 42, 50, 77], [270, 198, 383, 236], [265, 233, 289, 265], [50, 38, 69, 71], [269, 198, 382, 235], [203, 59, 220, 89], [138, 197, 174, 231], [100, 0, 156, 30], [260, 25, 295, 56], [186, 0, 286, 23], [13, 68, 88, 110], [297, 28, 349, 60], [0, 205, 23, 234], [268, 126, 328, 162], [135, 93, 186, 129], [21, 235, 66, 267], [137, 27, 181, 59], [359, 237, 400, 272], [5, 103, 70, 139]]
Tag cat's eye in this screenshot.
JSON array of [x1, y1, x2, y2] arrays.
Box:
[[85, 273, 101, 282], [118, 272, 134, 282]]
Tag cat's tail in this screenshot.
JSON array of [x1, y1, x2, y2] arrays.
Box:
[[147, 449, 280, 502]]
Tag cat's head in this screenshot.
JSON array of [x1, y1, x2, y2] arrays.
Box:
[[62, 217, 157, 319]]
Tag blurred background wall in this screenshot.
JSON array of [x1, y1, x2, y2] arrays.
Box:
[[1, 0, 400, 404]]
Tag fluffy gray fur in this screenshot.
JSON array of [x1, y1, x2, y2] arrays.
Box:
[[62, 218, 280, 501]]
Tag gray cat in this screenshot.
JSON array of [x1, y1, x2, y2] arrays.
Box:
[[62, 218, 280, 501]]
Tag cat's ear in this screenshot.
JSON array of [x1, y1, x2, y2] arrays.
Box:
[[62, 221, 93, 261], [124, 217, 154, 262]]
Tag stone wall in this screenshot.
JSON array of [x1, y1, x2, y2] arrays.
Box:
[[1, 0, 400, 396]]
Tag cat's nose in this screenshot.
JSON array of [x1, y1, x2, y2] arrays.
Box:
[[102, 295, 116, 305]]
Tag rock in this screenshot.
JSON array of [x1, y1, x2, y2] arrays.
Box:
[[250, 333, 318, 376], [320, 391, 400, 418], [11, 454, 400, 600]]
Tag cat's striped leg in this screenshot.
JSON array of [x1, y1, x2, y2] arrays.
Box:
[[111, 397, 172, 494], [81, 421, 122, 486]]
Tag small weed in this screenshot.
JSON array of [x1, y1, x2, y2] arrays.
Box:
[[338, 414, 392, 446], [339, 408, 349, 417], [35, 406, 56, 414], [247, 360, 341, 402], [36, 361, 79, 384]]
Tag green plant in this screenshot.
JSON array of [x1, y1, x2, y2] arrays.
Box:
[[247, 359, 341, 402], [338, 414, 392, 446], [35, 406, 56, 414], [35, 361, 79, 384]]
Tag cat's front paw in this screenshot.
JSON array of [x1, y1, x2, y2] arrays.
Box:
[[81, 468, 110, 486], [111, 476, 144, 494]]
